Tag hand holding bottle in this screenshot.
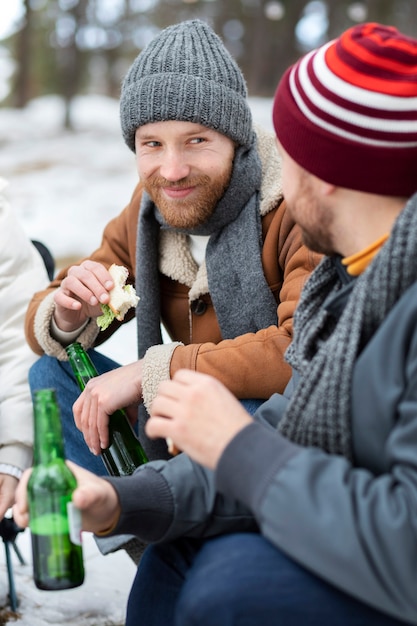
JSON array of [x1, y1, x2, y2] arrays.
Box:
[[14, 461, 121, 538], [72, 360, 144, 455], [26, 389, 84, 590], [67, 343, 148, 475], [53, 260, 114, 332]]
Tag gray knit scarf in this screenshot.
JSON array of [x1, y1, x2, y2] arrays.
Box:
[[278, 193, 417, 460], [135, 135, 278, 361]]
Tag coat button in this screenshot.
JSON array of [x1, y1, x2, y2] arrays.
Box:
[[191, 299, 207, 316]]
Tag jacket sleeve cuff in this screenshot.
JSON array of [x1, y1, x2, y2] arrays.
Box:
[[34, 291, 100, 360], [0, 444, 32, 473], [142, 342, 183, 411], [104, 465, 174, 542], [215, 421, 300, 513]]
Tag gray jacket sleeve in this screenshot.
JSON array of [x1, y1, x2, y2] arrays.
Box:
[[104, 392, 292, 543], [105, 450, 257, 543]]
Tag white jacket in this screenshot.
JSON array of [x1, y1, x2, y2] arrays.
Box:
[[0, 179, 49, 473]]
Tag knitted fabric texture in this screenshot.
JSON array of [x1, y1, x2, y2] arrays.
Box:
[[273, 22, 417, 196], [278, 192, 417, 459], [120, 19, 253, 151]]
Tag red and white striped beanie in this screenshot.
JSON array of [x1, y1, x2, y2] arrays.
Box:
[[273, 23, 417, 196]]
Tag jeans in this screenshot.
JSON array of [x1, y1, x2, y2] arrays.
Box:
[[29, 350, 121, 476], [127, 533, 411, 626], [29, 350, 142, 554]]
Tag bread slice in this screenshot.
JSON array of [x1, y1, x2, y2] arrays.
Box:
[[96, 264, 139, 330], [107, 264, 139, 321]]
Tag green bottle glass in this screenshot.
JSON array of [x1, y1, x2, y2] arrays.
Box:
[[65, 342, 148, 476], [28, 388, 84, 591]]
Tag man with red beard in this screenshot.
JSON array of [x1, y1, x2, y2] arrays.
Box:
[[24, 19, 317, 559]]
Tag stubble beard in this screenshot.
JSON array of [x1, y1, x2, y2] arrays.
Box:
[[144, 167, 233, 230], [291, 174, 336, 256], [300, 203, 336, 256], [302, 225, 335, 256]]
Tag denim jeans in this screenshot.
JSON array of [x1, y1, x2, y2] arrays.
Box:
[[29, 349, 121, 476], [29, 350, 142, 554], [126, 533, 410, 626]]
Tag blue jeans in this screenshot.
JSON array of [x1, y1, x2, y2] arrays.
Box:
[[126, 533, 410, 626], [30, 350, 142, 554], [29, 350, 121, 476]]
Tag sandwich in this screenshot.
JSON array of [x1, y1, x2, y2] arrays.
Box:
[[97, 264, 139, 331]]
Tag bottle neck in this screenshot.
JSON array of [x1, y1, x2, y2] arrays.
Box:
[[33, 389, 66, 465], [65, 342, 98, 390]]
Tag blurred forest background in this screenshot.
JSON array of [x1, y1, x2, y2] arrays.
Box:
[[0, 0, 416, 129]]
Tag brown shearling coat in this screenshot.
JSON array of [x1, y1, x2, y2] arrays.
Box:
[[25, 128, 320, 405]]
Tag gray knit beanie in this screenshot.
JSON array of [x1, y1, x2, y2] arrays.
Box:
[[120, 19, 253, 152]]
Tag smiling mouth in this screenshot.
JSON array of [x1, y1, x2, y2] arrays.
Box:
[[163, 186, 195, 199]]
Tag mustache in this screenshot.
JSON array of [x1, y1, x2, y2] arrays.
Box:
[[146, 174, 211, 190]]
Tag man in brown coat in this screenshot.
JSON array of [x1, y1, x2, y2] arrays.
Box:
[[26, 20, 318, 472]]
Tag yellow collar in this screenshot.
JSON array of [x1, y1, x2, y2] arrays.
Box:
[[342, 234, 389, 276]]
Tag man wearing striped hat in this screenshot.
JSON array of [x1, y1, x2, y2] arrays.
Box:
[[15, 22, 417, 625]]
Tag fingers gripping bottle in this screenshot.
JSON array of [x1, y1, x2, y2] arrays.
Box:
[[65, 342, 148, 476], [28, 388, 84, 590]]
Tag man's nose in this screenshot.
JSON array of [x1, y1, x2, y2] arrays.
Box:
[[159, 149, 191, 181]]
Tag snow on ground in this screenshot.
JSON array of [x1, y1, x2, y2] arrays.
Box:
[[0, 93, 274, 624], [0, 95, 139, 266], [0, 528, 136, 626]]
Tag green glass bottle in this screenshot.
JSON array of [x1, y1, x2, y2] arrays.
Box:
[[28, 388, 84, 591], [65, 342, 148, 476]]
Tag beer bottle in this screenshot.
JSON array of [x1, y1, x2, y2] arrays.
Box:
[[28, 388, 84, 591], [65, 342, 148, 476]]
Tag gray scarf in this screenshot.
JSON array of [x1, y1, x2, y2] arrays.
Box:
[[135, 136, 278, 360], [278, 193, 417, 460]]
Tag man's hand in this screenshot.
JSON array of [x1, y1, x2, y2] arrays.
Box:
[[13, 462, 121, 536], [147, 370, 253, 469], [53, 260, 114, 332], [0, 474, 19, 520], [72, 361, 143, 454]]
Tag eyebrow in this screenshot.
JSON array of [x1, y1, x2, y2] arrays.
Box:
[[136, 125, 210, 141], [136, 134, 158, 141]]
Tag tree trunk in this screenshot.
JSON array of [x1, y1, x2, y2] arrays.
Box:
[[12, 0, 33, 108]]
